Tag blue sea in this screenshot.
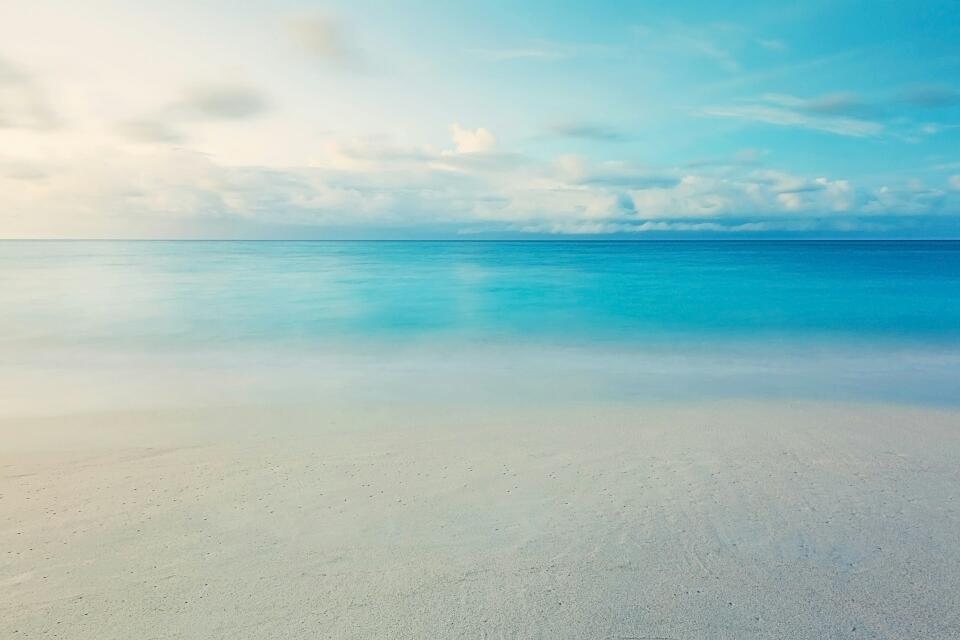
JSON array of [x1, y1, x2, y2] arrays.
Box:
[[2, 240, 960, 410]]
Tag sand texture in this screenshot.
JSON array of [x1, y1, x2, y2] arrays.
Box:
[[2, 401, 959, 639]]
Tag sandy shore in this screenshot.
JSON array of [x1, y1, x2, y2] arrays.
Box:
[[2, 400, 959, 639]]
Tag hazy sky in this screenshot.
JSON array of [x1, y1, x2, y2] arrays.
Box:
[[2, 0, 959, 238]]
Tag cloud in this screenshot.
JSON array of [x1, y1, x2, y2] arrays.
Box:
[[625, 170, 858, 221], [116, 118, 186, 144], [949, 175, 960, 191], [702, 88, 960, 140], [771, 92, 870, 117], [468, 41, 616, 62], [555, 155, 677, 190], [0, 54, 58, 130], [862, 183, 947, 215], [631, 22, 745, 72], [5, 123, 960, 238], [313, 135, 434, 172], [546, 122, 631, 142], [449, 124, 496, 154], [756, 38, 787, 52], [0, 157, 48, 181], [701, 94, 883, 137], [286, 14, 364, 70], [898, 84, 960, 108], [517, 219, 794, 235], [173, 85, 269, 120], [686, 37, 740, 72], [118, 83, 269, 144], [685, 148, 768, 169], [470, 47, 568, 62]]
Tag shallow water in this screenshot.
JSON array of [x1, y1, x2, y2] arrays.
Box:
[[2, 240, 959, 408]]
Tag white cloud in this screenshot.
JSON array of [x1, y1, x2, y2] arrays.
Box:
[[2, 122, 958, 238], [701, 99, 882, 137], [949, 175, 960, 191], [627, 171, 857, 220], [861, 183, 947, 215], [449, 124, 496, 154], [554, 155, 586, 183]]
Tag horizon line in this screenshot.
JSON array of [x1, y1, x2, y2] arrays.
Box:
[[2, 237, 960, 243]]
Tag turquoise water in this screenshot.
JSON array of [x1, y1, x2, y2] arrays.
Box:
[[2, 240, 960, 407], [3, 240, 960, 347]]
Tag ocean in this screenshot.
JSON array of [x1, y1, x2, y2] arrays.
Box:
[[2, 240, 960, 411]]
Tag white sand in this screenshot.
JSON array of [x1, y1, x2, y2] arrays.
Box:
[[2, 399, 959, 639]]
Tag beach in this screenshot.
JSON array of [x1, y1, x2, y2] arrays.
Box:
[[2, 240, 960, 638], [3, 396, 959, 639], [4, 0, 960, 633], [0, 242, 960, 640]]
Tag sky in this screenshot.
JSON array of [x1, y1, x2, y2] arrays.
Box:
[[1, 0, 959, 238]]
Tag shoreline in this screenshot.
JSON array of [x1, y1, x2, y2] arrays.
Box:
[[3, 340, 960, 426]]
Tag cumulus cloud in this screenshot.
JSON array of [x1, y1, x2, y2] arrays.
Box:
[[449, 124, 496, 154], [4, 122, 960, 238], [627, 170, 857, 220], [0, 54, 58, 130], [862, 183, 947, 215]]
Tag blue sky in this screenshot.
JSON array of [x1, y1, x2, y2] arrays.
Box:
[[1, 0, 959, 237]]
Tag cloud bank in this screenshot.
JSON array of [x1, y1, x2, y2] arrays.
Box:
[[4, 123, 959, 238]]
